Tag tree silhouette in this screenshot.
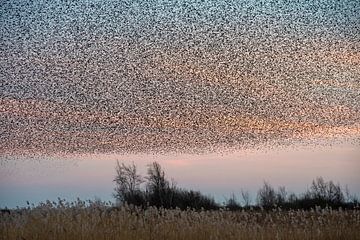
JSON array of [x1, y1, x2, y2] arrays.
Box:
[[113, 161, 144, 205], [257, 181, 277, 208]]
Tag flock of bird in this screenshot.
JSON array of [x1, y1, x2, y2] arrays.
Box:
[[1, 0, 359, 156]]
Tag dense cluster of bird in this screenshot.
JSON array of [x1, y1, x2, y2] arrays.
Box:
[[1, 0, 359, 156]]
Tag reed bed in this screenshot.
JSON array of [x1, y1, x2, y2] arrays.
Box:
[[1, 200, 359, 240]]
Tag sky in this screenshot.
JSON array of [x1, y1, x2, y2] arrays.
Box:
[[1, 143, 359, 208], [0, 0, 359, 207]]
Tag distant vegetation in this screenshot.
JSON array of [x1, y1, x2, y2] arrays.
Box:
[[114, 161, 218, 210], [114, 161, 359, 211], [254, 177, 358, 211]]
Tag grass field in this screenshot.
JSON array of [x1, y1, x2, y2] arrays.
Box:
[[1, 201, 359, 240]]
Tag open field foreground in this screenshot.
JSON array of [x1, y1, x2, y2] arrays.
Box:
[[1, 202, 360, 240]]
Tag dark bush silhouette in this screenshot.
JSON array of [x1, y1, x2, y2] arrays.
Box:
[[171, 188, 218, 210], [307, 177, 344, 206], [114, 161, 218, 210], [225, 193, 242, 210], [291, 177, 348, 209], [114, 162, 358, 210], [256, 177, 358, 210]]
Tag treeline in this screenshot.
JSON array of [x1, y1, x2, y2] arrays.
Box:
[[114, 161, 218, 210], [114, 161, 359, 210], [228, 178, 359, 210]]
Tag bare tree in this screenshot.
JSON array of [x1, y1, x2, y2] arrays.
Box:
[[309, 177, 327, 200], [113, 161, 144, 204], [146, 162, 170, 207], [257, 181, 277, 208], [308, 177, 344, 204], [276, 186, 287, 205], [241, 189, 251, 207]]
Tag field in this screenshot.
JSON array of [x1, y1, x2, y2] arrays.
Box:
[[1, 201, 360, 240]]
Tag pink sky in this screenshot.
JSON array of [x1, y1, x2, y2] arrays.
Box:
[[1, 143, 359, 208]]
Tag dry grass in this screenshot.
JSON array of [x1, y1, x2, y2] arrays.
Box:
[[1, 200, 359, 240]]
